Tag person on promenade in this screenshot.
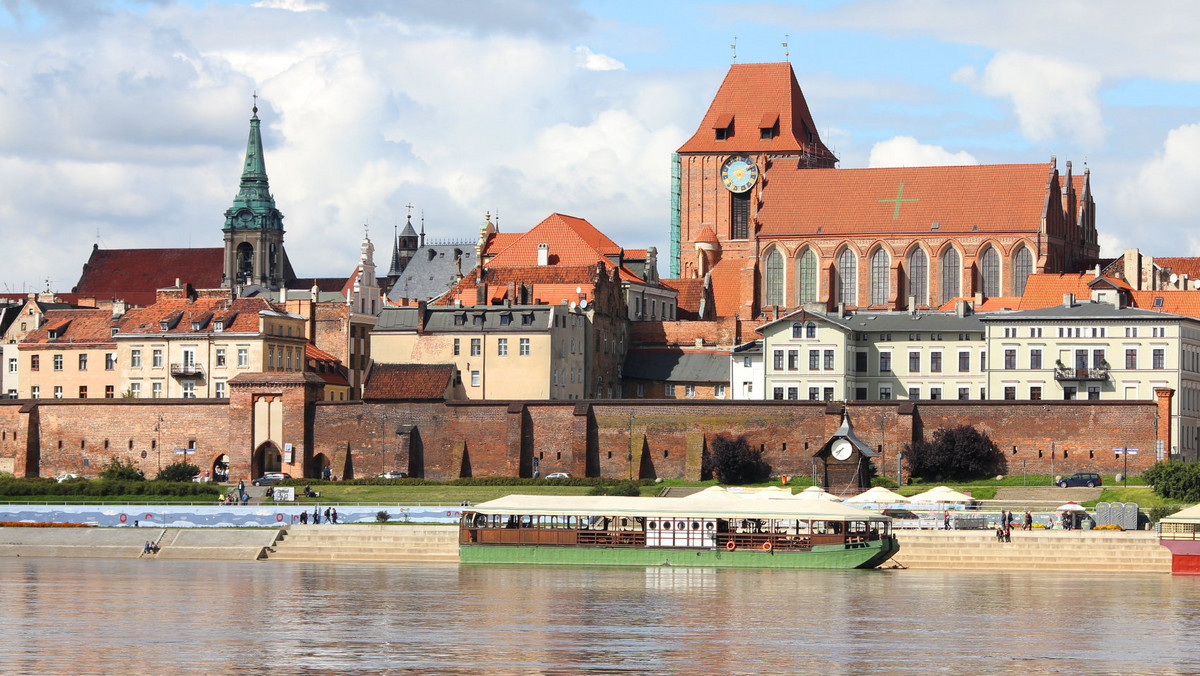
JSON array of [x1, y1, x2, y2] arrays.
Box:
[[1024, 511, 1033, 531], [144, 541, 152, 554], [312, 507, 321, 525], [1000, 510, 1008, 529], [323, 507, 331, 524], [237, 479, 245, 502], [943, 512, 951, 530], [1047, 515, 1055, 529], [300, 510, 308, 525], [330, 508, 338, 524], [1003, 523, 1011, 543]]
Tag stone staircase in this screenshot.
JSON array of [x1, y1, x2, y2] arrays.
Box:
[[888, 529, 1170, 573], [264, 524, 459, 563]]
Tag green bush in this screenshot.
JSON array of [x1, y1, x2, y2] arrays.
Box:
[[1143, 462, 1200, 502], [376, 510, 391, 523], [0, 477, 220, 498], [904, 425, 1005, 482], [99, 458, 145, 482], [871, 476, 899, 489], [702, 434, 771, 485], [1149, 505, 1185, 523], [156, 462, 200, 483], [587, 480, 641, 496]]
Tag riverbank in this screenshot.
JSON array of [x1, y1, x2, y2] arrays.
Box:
[[0, 525, 1174, 573]]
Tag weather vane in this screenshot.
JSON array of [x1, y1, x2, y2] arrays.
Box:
[[731, 36, 737, 61], [783, 34, 789, 62]]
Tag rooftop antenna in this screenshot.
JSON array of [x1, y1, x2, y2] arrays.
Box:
[[783, 34, 789, 62], [730, 36, 738, 61]]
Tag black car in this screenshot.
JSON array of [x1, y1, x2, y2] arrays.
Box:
[[1058, 472, 1101, 488]]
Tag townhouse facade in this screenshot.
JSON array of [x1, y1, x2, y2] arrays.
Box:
[[18, 308, 120, 399], [371, 302, 588, 400]]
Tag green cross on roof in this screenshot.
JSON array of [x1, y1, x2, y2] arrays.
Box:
[[879, 182, 918, 219]]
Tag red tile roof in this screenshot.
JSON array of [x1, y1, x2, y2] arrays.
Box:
[[677, 62, 836, 161], [1154, 257, 1200, 281], [21, 308, 114, 345], [436, 265, 602, 306], [72, 247, 224, 307], [117, 296, 281, 335], [483, 232, 521, 257], [756, 163, 1057, 238], [707, 258, 747, 318], [486, 213, 622, 267], [660, 278, 707, 319], [1015, 273, 1095, 309], [935, 296, 1022, 312], [1129, 291, 1200, 317], [362, 363, 454, 400], [305, 343, 349, 386]]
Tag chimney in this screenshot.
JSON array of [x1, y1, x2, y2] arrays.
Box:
[[111, 299, 127, 319], [694, 337, 704, 348], [974, 292, 984, 305], [1093, 263, 1101, 279], [955, 299, 970, 317], [908, 295, 917, 315], [537, 243, 549, 266], [837, 302, 846, 317], [416, 300, 427, 331], [476, 283, 488, 306], [1063, 293, 1075, 307]]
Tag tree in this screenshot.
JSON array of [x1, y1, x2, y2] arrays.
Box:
[[903, 425, 1005, 482], [1144, 461, 1200, 502], [702, 434, 771, 485], [156, 461, 200, 483], [99, 457, 145, 481]]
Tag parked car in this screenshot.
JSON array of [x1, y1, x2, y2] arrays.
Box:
[[55, 473, 80, 483], [545, 472, 571, 479], [252, 472, 291, 486], [376, 471, 408, 479], [1058, 472, 1102, 488]]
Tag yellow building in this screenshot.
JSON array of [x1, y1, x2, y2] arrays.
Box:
[[114, 288, 307, 399], [371, 302, 587, 400]]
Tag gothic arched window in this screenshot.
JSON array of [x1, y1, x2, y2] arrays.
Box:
[[1013, 246, 1034, 297], [764, 249, 784, 307], [908, 248, 928, 306], [870, 249, 890, 305], [940, 248, 960, 305], [981, 247, 1001, 297], [797, 249, 818, 304], [837, 248, 857, 306]]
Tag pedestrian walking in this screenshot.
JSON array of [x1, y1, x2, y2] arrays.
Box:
[[237, 479, 245, 501], [300, 510, 308, 525], [312, 507, 321, 525], [330, 508, 338, 524], [943, 511, 951, 530], [323, 507, 331, 524], [1024, 511, 1033, 531]]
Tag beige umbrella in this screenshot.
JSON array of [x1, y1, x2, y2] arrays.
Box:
[[845, 486, 910, 504], [908, 486, 975, 503], [796, 486, 843, 502], [1057, 502, 1087, 512]]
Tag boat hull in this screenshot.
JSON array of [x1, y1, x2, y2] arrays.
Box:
[[460, 536, 899, 569]]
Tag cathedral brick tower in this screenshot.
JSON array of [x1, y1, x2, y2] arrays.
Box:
[[672, 62, 1099, 319], [222, 100, 292, 292]]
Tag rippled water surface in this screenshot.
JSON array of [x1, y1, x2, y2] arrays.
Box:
[[2, 558, 1200, 675]]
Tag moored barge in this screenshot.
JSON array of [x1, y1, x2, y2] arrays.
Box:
[[459, 488, 899, 569]]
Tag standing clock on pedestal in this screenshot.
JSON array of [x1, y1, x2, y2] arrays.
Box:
[[721, 155, 759, 193]]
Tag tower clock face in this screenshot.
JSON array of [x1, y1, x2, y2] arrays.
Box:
[[720, 155, 759, 193], [831, 439, 854, 461]]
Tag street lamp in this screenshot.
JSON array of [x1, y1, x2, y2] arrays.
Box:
[[627, 412, 634, 481], [154, 414, 163, 472]]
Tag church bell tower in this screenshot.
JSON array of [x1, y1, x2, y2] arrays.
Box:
[[222, 98, 288, 292]]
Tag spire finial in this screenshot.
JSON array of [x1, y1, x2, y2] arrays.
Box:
[[364, 219, 369, 240], [783, 34, 789, 62], [731, 36, 737, 61], [405, 202, 414, 222], [252, 90, 258, 116]]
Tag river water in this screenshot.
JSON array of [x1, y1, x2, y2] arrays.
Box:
[[1, 558, 1198, 675]]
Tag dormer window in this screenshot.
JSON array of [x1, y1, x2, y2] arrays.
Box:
[[159, 321, 170, 331], [713, 113, 733, 141], [1154, 297, 1164, 308], [522, 313, 535, 326], [192, 322, 201, 331], [500, 313, 512, 326], [472, 315, 485, 326], [454, 313, 466, 326], [48, 330, 59, 340], [759, 113, 779, 140], [111, 328, 119, 337], [214, 321, 224, 332]]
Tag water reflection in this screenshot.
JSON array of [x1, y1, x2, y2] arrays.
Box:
[[1, 559, 1200, 674]]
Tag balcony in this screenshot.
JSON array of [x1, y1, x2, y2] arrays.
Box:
[[170, 362, 204, 378], [1054, 365, 1109, 382]]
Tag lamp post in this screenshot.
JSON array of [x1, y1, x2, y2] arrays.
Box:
[[381, 413, 389, 475], [155, 414, 163, 472], [895, 452, 902, 487]]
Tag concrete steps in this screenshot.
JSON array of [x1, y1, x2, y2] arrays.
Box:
[[890, 529, 1170, 573], [265, 524, 459, 563]]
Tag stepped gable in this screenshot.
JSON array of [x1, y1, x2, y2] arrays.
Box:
[[21, 308, 113, 344], [72, 246, 224, 306], [677, 61, 836, 162], [362, 363, 455, 400], [755, 163, 1055, 238]]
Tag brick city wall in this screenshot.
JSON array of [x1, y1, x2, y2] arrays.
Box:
[[1, 397, 1163, 481]]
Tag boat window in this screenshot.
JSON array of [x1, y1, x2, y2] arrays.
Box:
[[690, 521, 701, 531], [648, 520, 657, 530], [675, 521, 685, 531]]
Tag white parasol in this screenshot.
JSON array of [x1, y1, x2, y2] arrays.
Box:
[[1057, 502, 1087, 512]]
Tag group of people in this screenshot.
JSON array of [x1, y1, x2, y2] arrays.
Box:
[[298, 507, 338, 525], [142, 541, 160, 554]]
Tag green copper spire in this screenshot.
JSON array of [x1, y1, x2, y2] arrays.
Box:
[[223, 95, 284, 232]]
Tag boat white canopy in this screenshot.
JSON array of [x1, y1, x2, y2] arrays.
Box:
[[472, 490, 889, 521], [1161, 504, 1200, 524]]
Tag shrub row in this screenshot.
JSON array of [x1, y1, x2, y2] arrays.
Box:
[[279, 477, 657, 488], [0, 478, 221, 498]]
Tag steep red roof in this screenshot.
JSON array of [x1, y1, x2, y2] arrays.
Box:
[[73, 247, 224, 306], [21, 308, 114, 345], [677, 62, 836, 161], [756, 164, 1055, 238], [660, 278, 706, 319], [305, 343, 349, 387], [483, 232, 522, 257], [116, 296, 281, 335], [436, 265, 602, 306], [362, 363, 454, 400], [707, 258, 747, 318], [1154, 257, 1200, 281], [1129, 291, 1200, 318], [486, 213, 622, 267]]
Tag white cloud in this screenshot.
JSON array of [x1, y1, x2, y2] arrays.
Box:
[[952, 52, 1105, 147], [867, 136, 977, 168], [1115, 123, 1200, 231], [252, 0, 329, 11], [574, 46, 625, 71]]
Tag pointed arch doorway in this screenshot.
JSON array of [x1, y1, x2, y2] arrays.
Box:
[[253, 442, 282, 477]]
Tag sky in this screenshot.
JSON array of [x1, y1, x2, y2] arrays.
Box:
[[2, 0, 1200, 293]]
